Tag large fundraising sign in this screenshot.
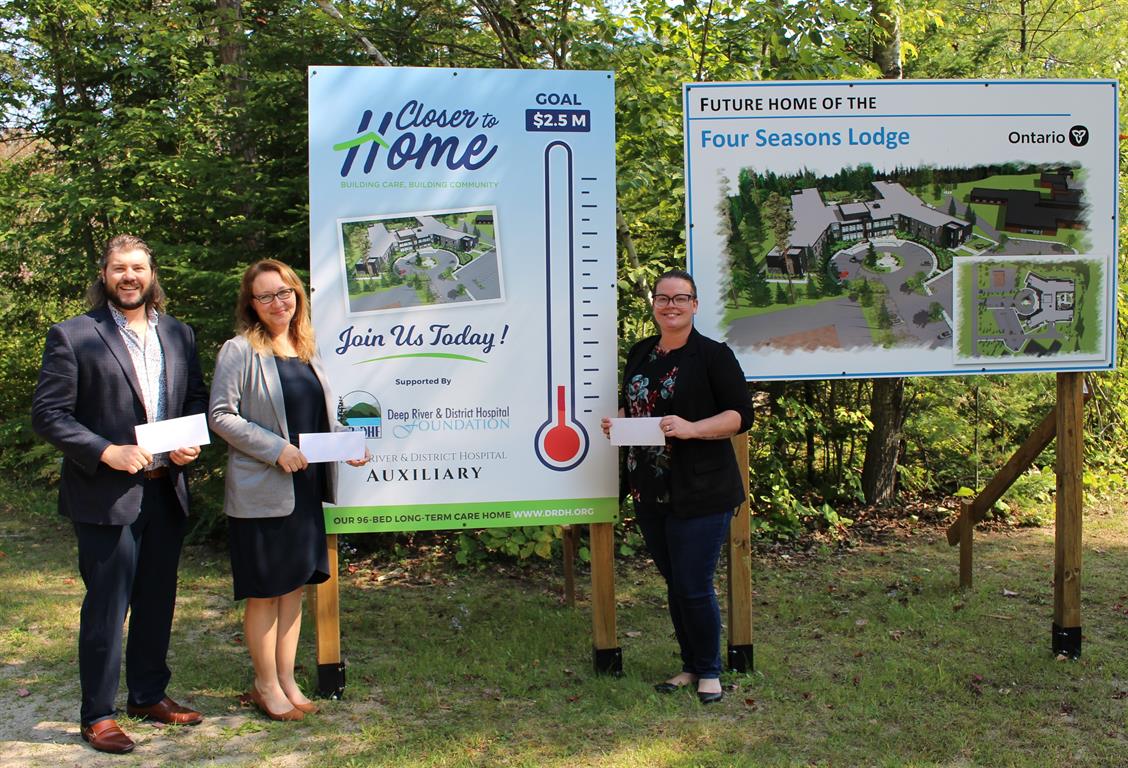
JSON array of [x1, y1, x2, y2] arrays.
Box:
[[684, 79, 1119, 380], [308, 67, 618, 533]]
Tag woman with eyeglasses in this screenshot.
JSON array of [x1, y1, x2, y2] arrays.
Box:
[[208, 259, 368, 721], [601, 269, 754, 704]]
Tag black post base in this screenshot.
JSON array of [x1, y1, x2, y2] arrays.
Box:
[[592, 646, 623, 676], [1051, 623, 1081, 659], [728, 644, 755, 673], [316, 662, 347, 699]]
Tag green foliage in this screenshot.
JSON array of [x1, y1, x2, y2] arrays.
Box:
[[453, 525, 563, 565], [446, 519, 647, 566], [876, 299, 893, 330], [0, 415, 62, 486], [2, 0, 1127, 554], [750, 468, 853, 540], [995, 466, 1055, 526]]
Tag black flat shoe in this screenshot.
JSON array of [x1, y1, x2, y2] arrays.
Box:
[[653, 682, 683, 694], [697, 690, 724, 705]]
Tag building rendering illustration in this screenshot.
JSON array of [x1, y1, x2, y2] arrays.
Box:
[[768, 181, 972, 275], [355, 215, 479, 276], [979, 267, 1076, 353], [1021, 273, 1076, 329], [968, 169, 1084, 236]]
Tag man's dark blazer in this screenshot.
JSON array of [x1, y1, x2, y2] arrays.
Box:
[[620, 327, 755, 517], [31, 305, 208, 525]]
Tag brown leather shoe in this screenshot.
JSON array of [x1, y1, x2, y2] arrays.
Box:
[[126, 696, 203, 725], [81, 719, 135, 754]]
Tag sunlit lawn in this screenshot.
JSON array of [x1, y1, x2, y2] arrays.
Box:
[[2, 479, 1127, 767]]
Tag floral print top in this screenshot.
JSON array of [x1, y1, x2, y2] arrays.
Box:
[[625, 345, 682, 505]]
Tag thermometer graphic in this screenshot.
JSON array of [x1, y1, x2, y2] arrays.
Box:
[[534, 141, 589, 471]]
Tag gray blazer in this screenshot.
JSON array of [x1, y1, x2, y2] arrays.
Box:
[[208, 334, 341, 519]]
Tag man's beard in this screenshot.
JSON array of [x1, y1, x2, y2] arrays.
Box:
[[107, 280, 154, 311]]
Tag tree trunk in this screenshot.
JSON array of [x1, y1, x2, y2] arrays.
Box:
[[861, 377, 904, 505], [804, 380, 815, 486], [861, 0, 905, 506], [616, 208, 649, 302], [870, 0, 902, 79]]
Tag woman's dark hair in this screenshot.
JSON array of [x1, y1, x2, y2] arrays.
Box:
[[653, 269, 697, 297]]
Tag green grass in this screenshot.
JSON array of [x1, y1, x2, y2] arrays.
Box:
[[956, 263, 976, 357], [3, 478, 1128, 766], [851, 279, 895, 347], [722, 287, 840, 324], [923, 174, 1089, 250], [349, 277, 403, 298]]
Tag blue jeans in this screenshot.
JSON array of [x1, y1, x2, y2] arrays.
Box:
[[636, 504, 732, 680]]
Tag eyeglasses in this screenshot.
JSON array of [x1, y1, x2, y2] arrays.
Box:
[[652, 293, 696, 308], [253, 287, 295, 305]]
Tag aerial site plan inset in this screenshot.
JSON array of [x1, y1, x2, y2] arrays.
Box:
[[953, 255, 1105, 364], [338, 206, 504, 314]]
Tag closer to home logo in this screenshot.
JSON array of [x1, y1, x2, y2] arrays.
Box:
[[334, 110, 392, 176], [1068, 125, 1089, 147], [333, 101, 500, 177], [337, 391, 382, 439]]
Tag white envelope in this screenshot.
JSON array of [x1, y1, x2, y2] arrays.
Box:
[[299, 431, 367, 463], [609, 417, 666, 446], [134, 413, 211, 454]]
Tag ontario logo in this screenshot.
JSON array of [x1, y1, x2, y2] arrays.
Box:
[[337, 390, 382, 439], [333, 100, 500, 177]]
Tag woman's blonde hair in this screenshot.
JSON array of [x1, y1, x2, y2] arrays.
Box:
[[236, 259, 316, 362]]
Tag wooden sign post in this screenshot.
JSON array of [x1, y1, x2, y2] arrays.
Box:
[[311, 533, 345, 698], [948, 371, 1086, 658], [727, 432, 754, 671], [590, 522, 622, 673], [1052, 371, 1083, 658]]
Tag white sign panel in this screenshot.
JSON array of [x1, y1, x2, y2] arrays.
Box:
[[309, 67, 619, 533], [684, 79, 1118, 379]]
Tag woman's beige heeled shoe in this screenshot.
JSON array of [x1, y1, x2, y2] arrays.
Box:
[[248, 688, 305, 722]]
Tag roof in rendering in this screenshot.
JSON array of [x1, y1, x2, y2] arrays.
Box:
[[366, 223, 395, 261], [869, 181, 964, 230], [969, 188, 1084, 231], [1022, 273, 1074, 328], [787, 181, 967, 251], [416, 215, 470, 242], [789, 188, 840, 250]]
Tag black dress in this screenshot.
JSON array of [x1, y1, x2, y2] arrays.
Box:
[[228, 356, 331, 600]]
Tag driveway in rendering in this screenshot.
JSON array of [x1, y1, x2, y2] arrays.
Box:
[[832, 240, 951, 348], [727, 296, 873, 350], [350, 284, 419, 312], [925, 269, 954, 318], [456, 249, 501, 300], [993, 237, 1076, 257], [395, 248, 469, 305]]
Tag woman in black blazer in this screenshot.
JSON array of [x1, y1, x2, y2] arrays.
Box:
[[601, 269, 754, 704]]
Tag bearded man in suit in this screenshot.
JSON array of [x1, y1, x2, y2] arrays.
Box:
[[32, 234, 209, 754]]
